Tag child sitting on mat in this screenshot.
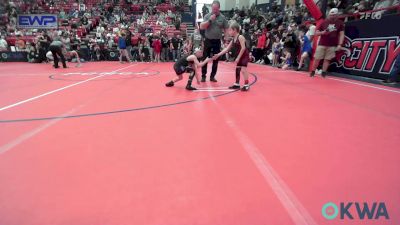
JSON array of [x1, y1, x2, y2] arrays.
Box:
[[165, 48, 211, 91], [280, 48, 292, 70], [46, 48, 82, 67], [212, 21, 250, 91]]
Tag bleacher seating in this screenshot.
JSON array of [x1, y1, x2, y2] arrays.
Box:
[[3, 0, 188, 47]]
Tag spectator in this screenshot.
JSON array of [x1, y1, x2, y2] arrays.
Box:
[[294, 11, 303, 24], [118, 32, 131, 63], [15, 35, 26, 51], [175, 17, 181, 30], [60, 9, 67, 20], [310, 8, 345, 78], [336, 0, 349, 12], [254, 30, 267, 63], [27, 43, 40, 63], [142, 37, 151, 62], [282, 23, 298, 61], [161, 20, 168, 28], [152, 35, 162, 63], [39, 32, 52, 53], [197, 12, 203, 27], [272, 37, 281, 67], [223, 38, 232, 62], [305, 21, 316, 44], [81, 15, 89, 26], [280, 48, 292, 69], [170, 33, 181, 61], [61, 33, 71, 50], [161, 34, 170, 61], [126, 30, 133, 60], [107, 36, 114, 49], [183, 38, 192, 55], [0, 35, 8, 51], [202, 4, 209, 16], [373, 0, 394, 17], [96, 25, 105, 38], [138, 34, 146, 61], [148, 34, 154, 62], [296, 28, 312, 71], [353, 1, 369, 14], [373, 0, 394, 11], [191, 28, 203, 51], [131, 35, 140, 62]]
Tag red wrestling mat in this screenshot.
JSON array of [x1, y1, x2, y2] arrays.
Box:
[[0, 61, 399, 225]]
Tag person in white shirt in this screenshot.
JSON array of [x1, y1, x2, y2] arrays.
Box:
[[14, 30, 22, 36], [61, 35, 71, 50], [243, 16, 250, 24], [107, 36, 115, 49], [305, 21, 316, 44], [0, 36, 8, 51], [373, 0, 393, 10], [373, 0, 394, 17], [96, 26, 105, 38]]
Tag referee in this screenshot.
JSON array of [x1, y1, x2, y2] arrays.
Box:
[[49, 37, 67, 69], [200, 0, 228, 82]]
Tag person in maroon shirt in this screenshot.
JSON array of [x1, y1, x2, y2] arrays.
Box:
[[310, 8, 345, 78]]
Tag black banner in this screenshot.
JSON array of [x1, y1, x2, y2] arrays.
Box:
[[331, 14, 400, 80], [0, 52, 28, 62], [107, 50, 119, 61]]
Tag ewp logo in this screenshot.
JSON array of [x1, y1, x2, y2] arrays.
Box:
[[322, 202, 389, 220], [17, 14, 58, 29]]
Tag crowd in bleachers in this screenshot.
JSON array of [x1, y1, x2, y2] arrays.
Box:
[[0, 0, 399, 73], [220, 0, 399, 72], [0, 0, 190, 63]]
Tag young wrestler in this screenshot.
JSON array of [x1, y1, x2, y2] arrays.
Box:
[[165, 48, 211, 91], [280, 48, 292, 70], [272, 37, 281, 67], [212, 21, 250, 91], [46, 47, 82, 67], [296, 28, 312, 71], [63, 46, 82, 67]]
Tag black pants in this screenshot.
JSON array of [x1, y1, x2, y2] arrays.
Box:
[[202, 38, 221, 79], [254, 48, 266, 61], [49, 45, 66, 68]]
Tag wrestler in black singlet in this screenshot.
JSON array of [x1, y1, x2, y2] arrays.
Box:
[[173, 55, 193, 75]]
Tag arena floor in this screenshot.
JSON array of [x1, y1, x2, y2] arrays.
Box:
[[0, 61, 399, 225]]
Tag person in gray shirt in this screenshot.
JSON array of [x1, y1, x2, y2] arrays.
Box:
[[200, 0, 229, 82], [191, 28, 203, 51], [49, 37, 67, 68]]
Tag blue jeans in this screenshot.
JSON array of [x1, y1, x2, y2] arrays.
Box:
[[162, 48, 169, 61], [172, 49, 180, 61]]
